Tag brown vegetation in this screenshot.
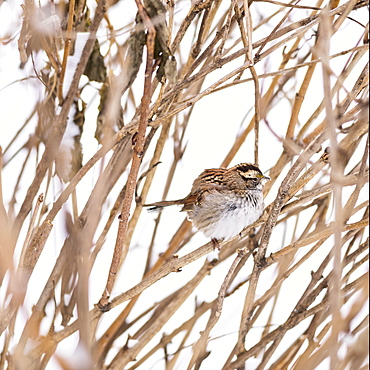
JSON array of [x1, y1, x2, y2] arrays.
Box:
[[0, 0, 368, 369]]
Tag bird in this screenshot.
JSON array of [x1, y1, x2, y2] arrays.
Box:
[[145, 163, 270, 242]]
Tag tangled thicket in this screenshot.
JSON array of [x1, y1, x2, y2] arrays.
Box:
[[0, 0, 368, 369]]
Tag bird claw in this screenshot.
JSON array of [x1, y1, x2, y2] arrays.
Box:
[[211, 238, 221, 250]]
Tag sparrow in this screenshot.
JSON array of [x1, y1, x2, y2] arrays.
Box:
[[145, 163, 270, 241]]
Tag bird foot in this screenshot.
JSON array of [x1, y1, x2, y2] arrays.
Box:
[[211, 238, 221, 250]]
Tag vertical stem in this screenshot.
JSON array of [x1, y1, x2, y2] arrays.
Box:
[[251, 66, 260, 167], [244, 0, 259, 166], [58, 0, 76, 101], [98, 0, 156, 309], [319, 7, 343, 368]]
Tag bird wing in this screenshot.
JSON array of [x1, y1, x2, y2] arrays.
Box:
[[190, 168, 227, 193], [181, 168, 228, 212]]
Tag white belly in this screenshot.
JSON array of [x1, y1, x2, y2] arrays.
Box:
[[188, 190, 264, 240], [201, 203, 262, 239]]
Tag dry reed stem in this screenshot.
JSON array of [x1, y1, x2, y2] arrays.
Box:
[[98, 0, 156, 309]]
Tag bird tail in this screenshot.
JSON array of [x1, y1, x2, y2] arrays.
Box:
[[144, 200, 181, 212]]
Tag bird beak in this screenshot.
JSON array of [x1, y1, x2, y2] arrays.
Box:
[[262, 176, 270, 185]]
